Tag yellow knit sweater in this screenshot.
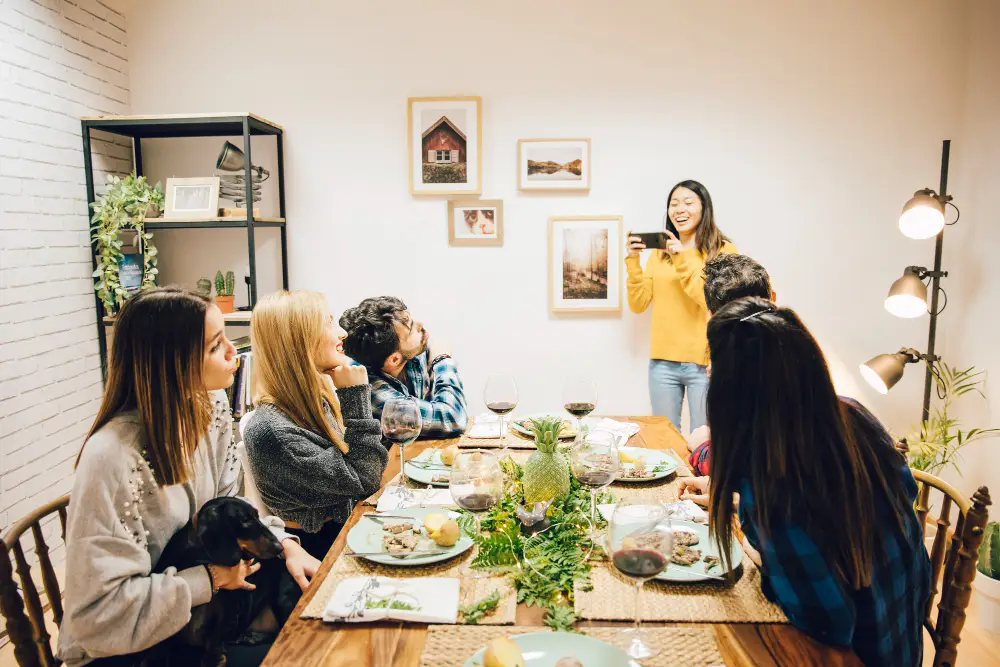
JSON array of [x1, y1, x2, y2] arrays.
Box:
[[625, 241, 737, 364]]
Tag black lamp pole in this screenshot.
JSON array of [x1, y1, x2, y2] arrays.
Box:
[[921, 140, 950, 423]]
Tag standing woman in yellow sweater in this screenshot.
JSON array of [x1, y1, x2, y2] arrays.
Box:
[[626, 180, 735, 431]]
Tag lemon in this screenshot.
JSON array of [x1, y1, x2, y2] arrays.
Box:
[[483, 636, 524, 667], [618, 449, 639, 464]]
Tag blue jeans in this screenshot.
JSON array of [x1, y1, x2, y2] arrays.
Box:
[[648, 359, 709, 432]]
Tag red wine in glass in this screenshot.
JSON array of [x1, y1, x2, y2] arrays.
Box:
[[453, 492, 499, 513], [383, 425, 420, 446], [486, 401, 516, 416], [577, 469, 616, 487], [612, 548, 669, 579], [564, 402, 596, 418]]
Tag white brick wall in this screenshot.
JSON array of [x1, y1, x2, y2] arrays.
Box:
[[0, 0, 132, 622]]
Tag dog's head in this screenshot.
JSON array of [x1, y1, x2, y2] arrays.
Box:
[[194, 497, 285, 566]]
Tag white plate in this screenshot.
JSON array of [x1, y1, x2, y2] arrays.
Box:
[[510, 413, 580, 439], [403, 449, 452, 487], [654, 520, 743, 582], [614, 447, 677, 483], [345, 507, 472, 567], [463, 631, 632, 666]]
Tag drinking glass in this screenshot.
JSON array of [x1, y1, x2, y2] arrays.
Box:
[[449, 450, 502, 579], [570, 429, 619, 541], [607, 500, 673, 659], [381, 398, 422, 482], [562, 376, 598, 438], [483, 374, 518, 459]]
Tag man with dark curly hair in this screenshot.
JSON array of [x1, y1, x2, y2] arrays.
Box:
[[339, 296, 468, 439]]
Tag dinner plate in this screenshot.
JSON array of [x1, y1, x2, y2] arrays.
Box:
[[654, 519, 743, 583], [614, 447, 677, 483], [510, 413, 580, 439], [462, 631, 632, 667], [403, 449, 452, 487], [345, 507, 472, 567]]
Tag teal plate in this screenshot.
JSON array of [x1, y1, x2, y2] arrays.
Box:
[[403, 449, 452, 487], [655, 520, 743, 582], [463, 631, 633, 667], [614, 446, 677, 483], [345, 507, 472, 567]]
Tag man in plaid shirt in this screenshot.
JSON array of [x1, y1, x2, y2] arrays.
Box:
[[340, 296, 468, 439]]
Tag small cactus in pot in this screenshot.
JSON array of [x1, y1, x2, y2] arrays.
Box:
[[213, 269, 236, 313], [196, 277, 212, 297]]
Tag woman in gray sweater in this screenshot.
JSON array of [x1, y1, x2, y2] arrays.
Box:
[[59, 288, 319, 667], [243, 291, 388, 558]]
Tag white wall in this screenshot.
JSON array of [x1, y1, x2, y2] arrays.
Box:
[[0, 0, 131, 614], [126, 1, 980, 447]]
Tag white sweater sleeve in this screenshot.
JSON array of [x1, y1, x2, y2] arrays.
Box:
[[59, 432, 212, 661]]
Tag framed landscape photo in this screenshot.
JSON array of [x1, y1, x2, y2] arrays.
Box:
[[518, 138, 590, 192], [549, 215, 621, 314], [164, 176, 220, 219], [408, 96, 482, 196], [448, 199, 503, 246]]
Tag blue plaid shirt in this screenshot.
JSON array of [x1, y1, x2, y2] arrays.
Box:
[[366, 351, 468, 439], [738, 460, 930, 667]]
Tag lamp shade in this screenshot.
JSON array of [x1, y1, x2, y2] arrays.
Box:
[[899, 190, 945, 240], [860, 352, 912, 394], [884, 269, 928, 318], [216, 141, 246, 171]]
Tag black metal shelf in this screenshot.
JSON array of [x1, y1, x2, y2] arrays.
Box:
[[82, 113, 289, 381]]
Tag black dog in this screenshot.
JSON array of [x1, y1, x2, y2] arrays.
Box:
[[149, 497, 291, 667]]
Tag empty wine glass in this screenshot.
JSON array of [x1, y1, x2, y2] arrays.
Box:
[[484, 375, 518, 459], [607, 500, 673, 660], [570, 429, 619, 542], [381, 398, 422, 483], [562, 376, 598, 438], [449, 449, 502, 579]]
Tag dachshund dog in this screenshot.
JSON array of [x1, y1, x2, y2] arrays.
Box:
[[148, 497, 291, 667]]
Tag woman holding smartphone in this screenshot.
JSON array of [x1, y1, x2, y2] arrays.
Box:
[[625, 179, 735, 432]]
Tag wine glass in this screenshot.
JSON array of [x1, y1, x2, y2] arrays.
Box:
[[563, 376, 598, 439], [484, 374, 518, 461], [449, 449, 503, 579], [381, 398, 422, 483], [570, 429, 619, 542], [607, 500, 673, 660]]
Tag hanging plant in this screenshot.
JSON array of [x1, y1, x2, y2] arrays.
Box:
[[90, 174, 164, 314]]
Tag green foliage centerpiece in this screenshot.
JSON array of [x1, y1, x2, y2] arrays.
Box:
[[457, 455, 613, 631]]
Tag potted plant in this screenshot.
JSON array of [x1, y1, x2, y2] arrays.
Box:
[[91, 174, 164, 314], [214, 270, 235, 313], [196, 277, 212, 297], [976, 521, 1000, 633]]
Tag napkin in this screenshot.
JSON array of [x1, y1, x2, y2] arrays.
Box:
[[322, 576, 460, 624], [467, 413, 502, 439], [591, 418, 641, 443], [375, 485, 456, 512], [598, 499, 708, 523]]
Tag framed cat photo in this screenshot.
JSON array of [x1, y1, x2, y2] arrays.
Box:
[[408, 96, 483, 196], [448, 199, 503, 246]]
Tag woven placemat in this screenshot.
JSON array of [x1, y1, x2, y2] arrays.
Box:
[[419, 625, 723, 667], [301, 546, 516, 625], [574, 561, 788, 624]]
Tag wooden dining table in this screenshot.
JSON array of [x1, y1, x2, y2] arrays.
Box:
[[262, 416, 862, 667]]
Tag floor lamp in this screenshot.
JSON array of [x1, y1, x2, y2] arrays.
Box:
[[860, 139, 954, 423]]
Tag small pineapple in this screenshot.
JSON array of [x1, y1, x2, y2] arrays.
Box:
[[522, 416, 571, 503]]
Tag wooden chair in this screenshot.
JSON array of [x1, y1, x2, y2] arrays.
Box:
[[0, 495, 70, 667]]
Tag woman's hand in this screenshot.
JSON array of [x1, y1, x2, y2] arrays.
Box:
[[678, 476, 710, 507], [664, 230, 684, 255], [626, 235, 646, 258], [207, 559, 261, 591], [327, 364, 368, 389], [282, 539, 321, 591]]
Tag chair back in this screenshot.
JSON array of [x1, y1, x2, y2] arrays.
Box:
[[911, 469, 991, 667], [236, 442, 269, 515], [0, 495, 71, 667]]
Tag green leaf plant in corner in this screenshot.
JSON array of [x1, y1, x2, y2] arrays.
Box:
[[90, 173, 164, 314], [903, 362, 1000, 476]]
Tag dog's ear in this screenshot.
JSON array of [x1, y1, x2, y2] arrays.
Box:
[[196, 499, 243, 566]]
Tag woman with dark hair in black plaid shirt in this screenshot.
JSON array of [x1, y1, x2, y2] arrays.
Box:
[[692, 297, 931, 667]]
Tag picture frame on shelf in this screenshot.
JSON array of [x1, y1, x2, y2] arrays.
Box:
[[408, 96, 482, 196], [518, 138, 590, 192], [447, 199, 503, 246], [549, 215, 622, 314], [164, 176, 221, 219]]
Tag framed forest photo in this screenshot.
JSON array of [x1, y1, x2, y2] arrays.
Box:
[[549, 215, 622, 314], [408, 96, 482, 196]]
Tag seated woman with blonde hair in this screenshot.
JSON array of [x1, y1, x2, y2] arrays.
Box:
[[243, 291, 388, 559]]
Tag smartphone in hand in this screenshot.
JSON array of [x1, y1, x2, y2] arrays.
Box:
[[630, 232, 668, 249]]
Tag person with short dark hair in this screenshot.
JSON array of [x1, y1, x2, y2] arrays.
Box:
[[339, 296, 468, 438]]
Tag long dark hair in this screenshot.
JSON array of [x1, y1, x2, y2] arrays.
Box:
[[666, 179, 728, 261], [78, 287, 213, 485], [705, 297, 912, 588]]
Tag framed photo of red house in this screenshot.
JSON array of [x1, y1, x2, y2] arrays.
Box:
[[408, 96, 482, 196]]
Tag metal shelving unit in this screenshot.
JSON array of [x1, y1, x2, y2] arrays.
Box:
[[81, 112, 288, 380]]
